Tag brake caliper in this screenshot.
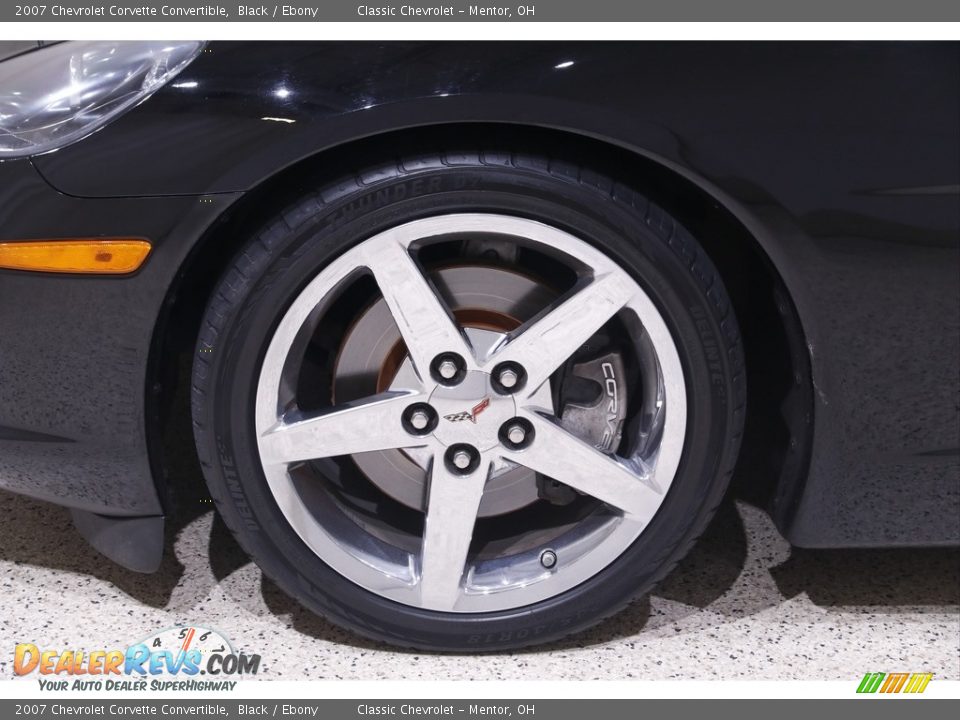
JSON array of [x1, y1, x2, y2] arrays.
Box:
[[560, 352, 628, 453], [539, 351, 629, 505]]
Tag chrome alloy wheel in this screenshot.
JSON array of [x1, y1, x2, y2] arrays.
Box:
[[254, 214, 687, 613]]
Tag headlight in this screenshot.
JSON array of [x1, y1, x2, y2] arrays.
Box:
[[0, 41, 204, 158]]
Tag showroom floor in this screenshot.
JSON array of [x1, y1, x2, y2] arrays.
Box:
[[2, 481, 957, 681]]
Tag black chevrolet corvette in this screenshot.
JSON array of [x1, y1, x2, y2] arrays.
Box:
[[0, 40, 957, 650]]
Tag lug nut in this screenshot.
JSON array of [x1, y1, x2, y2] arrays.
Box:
[[491, 361, 526, 394], [430, 352, 466, 386], [444, 443, 480, 475], [409, 410, 430, 431], [499, 417, 535, 450], [507, 424, 526, 445], [540, 549, 558, 569], [452, 451, 471, 470], [402, 403, 437, 436], [438, 360, 458, 380], [498, 368, 519, 389]]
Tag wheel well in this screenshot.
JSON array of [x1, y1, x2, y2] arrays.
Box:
[[148, 124, 812, 521]]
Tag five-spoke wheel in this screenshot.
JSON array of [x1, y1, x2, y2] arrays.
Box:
[[192, 151, 743, 649], [254, 214, 685, 612]]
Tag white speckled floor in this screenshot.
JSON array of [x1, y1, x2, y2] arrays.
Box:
[[1, 486, 957, 681]]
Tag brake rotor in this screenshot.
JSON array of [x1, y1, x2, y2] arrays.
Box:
[[333, 265, 556, 516]]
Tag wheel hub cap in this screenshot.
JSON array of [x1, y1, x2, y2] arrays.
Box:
[[429, 372, 515, 451]]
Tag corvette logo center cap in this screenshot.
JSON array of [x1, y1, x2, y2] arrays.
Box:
[[429, 372, 516, 450], [443, 397, 491, 424]]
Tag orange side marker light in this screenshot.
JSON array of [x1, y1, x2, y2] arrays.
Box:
[[0, 239, 152, 274]]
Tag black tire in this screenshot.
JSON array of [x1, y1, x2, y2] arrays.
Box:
[[191, 150, 745, 651]]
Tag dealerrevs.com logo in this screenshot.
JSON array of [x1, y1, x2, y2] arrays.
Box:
[[14, 625, 260, 691]]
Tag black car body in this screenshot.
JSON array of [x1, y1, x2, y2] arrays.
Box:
[[1, 41, 958, 579]]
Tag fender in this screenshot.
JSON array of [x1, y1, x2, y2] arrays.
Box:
[[31, 41, 960, 548]]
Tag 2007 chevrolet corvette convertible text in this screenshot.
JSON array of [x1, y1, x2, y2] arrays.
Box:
[[0, 40, 957, 650]]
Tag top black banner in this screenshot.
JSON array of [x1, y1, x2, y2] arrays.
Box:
[[5, 0, 960, 22]]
